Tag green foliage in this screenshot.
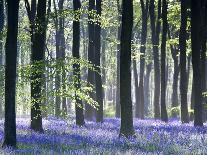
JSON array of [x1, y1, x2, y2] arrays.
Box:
[[17, 56, 101, 116]]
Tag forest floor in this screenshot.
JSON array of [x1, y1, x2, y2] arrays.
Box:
[[0, 117, 207, 154]]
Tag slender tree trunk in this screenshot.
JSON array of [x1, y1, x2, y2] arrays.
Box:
[[186, 56, 191, 90], [58, 0, 67, 116], [94, 0, 103, 122], [172, 55, 179, 113], [53, 0, 61, 117], [190, 79, 194, 121], [138, 0, 149, 119], [133, 60, 139, 118], [116, 0, 121, 118], [42, 0, 51, 118], [81, 23, 88, 81], [160, 0, 168, 122], [119, 0, 134, 138], [168, 29, 179, 118], [191, 0, 203, 126], [55, 36, 61, 117], [201, 38, 206, 121], [201, 1, 207, 122], [144, 63, 152, 116], [171, 59, 179, 117], [149, 0, 161, 119], [85, 0, 95, 120], [73, 0, 85, 126], [101, 30, 106, 104], [0, 0, 4, 118], [179, 0, 189, 123], [3, 0, 19, 148]]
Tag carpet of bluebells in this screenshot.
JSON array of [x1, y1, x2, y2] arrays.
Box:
[[0, 117, 207, 154]]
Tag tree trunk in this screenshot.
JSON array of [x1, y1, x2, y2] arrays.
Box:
[[190, 79, 194, 121], [179, 0, 189, 123], [186, 56, 191, 90], [201, 38, 206, 121], [3, 0, 19, 148], [101, 30, 106, 104], [58, 0, 67, 116], [53, 0, 61, 117], [168, 29, 179, 118], [73, 0, 85, 126], [149, 0, 161, 119], [191, 0, 203, 126], [138, 0, 149, 119], [31, 0, 47, 132], [81, 23, 88, 82], [0, 0, 4, 118], [144, 63, 152, 116], [133, 60, 139, 118], [171, 59, 179, 117], [160, 0, 168, 122], [94, 0, 103, 123], [200, 1, 207, 122], [115, 0, 121, 118], [119, 0, 134, 138], [85, 0, 95, 121]]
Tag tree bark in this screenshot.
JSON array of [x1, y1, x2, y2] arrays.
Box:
[[201, 38, 206, 121], [190, 79, 194, 121], [119, 0, 134, 138], [0, 0, 4, 118], [149, 0, 161, 119], [3, 0, 19, 148], [138, 0, 149, 119], [168, 29, 179, 118], [53, 0, 61, 117], [144, 63, 152, 116], [200, 0, 207, 122], [94, 0, 103, 123], [191, 0, 203, 126], [85, 0, 95, 121], [133, 60, 139, 118], [160, 0, 168, 122], [172, 58, 179, 117], [30, 0, 47, 132], [179, 0, 189, 123], [58, 0, 67, 116], [115, 0, 121, 118], [101, 30, 106, 104], [73, 0, 85, 126]]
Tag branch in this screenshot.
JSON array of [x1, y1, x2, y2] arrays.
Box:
[[24, 0, 32, 22]]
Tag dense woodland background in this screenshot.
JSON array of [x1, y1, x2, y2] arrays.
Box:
[[0, 0, 207, 152]]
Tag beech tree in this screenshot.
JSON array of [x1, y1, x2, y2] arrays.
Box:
[[191, 0, 203, 126], [0, 0, 4, 118], [85, 0, 95, 121], [95, 0, 103, 122], [30, 0, 47, 132], [149, 0, 161, 119], [137, 0, 149, 119], [73, 0, 85, 126], [115, 0, 121, 118], [160, 0, 168, 122], [179, 0, 189, 123], [3, 0, 19, 148], [119, 0, 134, 137]]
